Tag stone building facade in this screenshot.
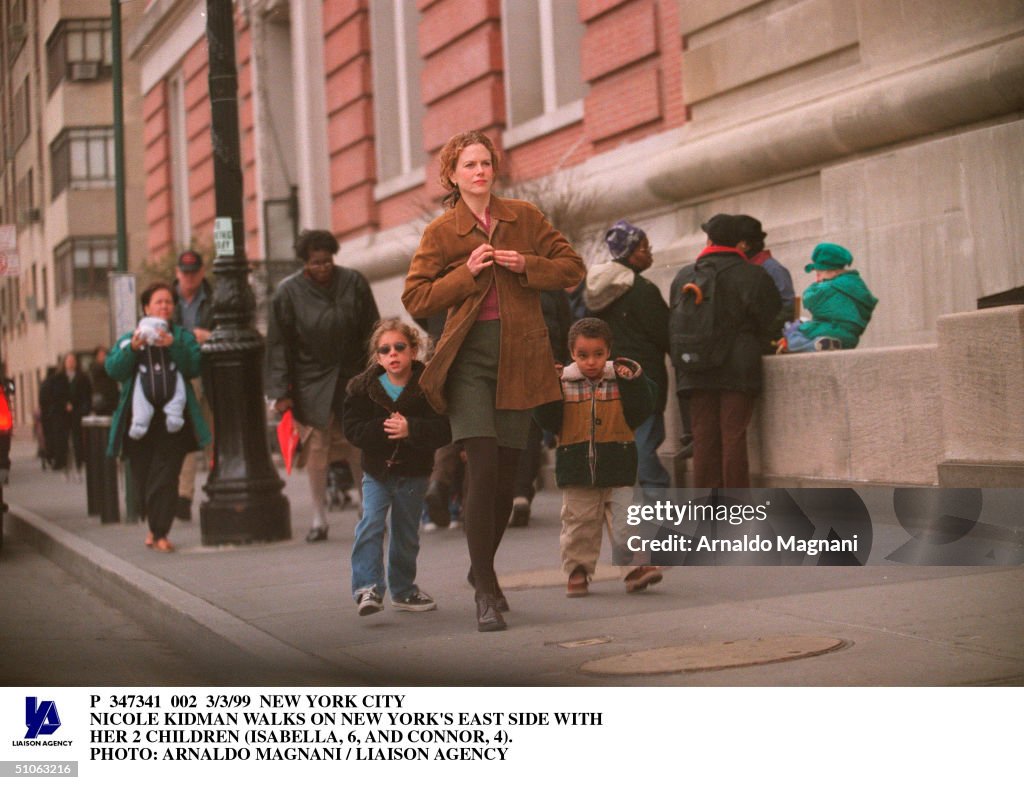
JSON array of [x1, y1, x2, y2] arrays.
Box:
[[2, 0, 1012, 483], [0, 0, 146, 427], [128, 0, 1023, 348]]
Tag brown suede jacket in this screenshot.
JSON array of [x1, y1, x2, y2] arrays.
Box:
[[402, 195, 585, 414]]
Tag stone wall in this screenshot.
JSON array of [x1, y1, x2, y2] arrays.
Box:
[[731, 305, 1024, 487]]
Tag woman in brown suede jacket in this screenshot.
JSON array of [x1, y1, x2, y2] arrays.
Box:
[[402, 130, 584, 632]]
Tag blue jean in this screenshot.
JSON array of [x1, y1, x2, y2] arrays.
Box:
[[350, 473, 429, 600], [634, 412, 671, 490], [784, 322, 843, 353]]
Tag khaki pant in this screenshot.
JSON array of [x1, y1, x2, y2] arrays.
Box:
[[560, 486, 634, 578], [296, 415, 362, 487], [178, 379, 213, 501]]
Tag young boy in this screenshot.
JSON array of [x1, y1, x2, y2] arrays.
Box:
[[535, 318, 663, 597], [782, 242, 878, 352]]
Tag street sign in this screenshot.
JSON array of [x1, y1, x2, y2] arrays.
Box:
[[108, 272, 137, 342], [214, 217, 235, 257]]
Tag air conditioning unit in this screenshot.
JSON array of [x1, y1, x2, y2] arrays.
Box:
[[69, 62, 100, 81], [19, 208, 40, 223], [9, 23, 27, 43]]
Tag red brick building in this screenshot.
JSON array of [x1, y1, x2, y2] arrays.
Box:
[[132, 0, 686, 264], [127, 0, 1023, 352]]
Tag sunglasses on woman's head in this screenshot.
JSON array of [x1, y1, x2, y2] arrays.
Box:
[[377, 342, 408, 355]]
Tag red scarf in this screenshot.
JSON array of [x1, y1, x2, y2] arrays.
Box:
[[697, 245, 748, 261], [749, 250, 772, 266]]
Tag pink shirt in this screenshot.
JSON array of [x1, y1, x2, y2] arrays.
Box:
[[473, 207, 500, 321]]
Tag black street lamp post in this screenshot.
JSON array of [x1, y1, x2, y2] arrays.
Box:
[[200, 0, 290, 544]]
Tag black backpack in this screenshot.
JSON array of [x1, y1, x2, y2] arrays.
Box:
[[138, 347, 178, 408], [669, 258, 740, 372]]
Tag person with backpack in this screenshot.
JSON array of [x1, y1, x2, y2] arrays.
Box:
[[106, 282, 211, 552], [669, 215, 781, 487]]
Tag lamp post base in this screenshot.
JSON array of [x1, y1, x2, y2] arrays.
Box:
[[200, 490, 291, 545]]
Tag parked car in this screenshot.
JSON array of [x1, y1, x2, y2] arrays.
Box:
[[0, 375, 13, 552]]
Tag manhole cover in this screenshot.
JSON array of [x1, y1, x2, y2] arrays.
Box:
[[579, 635, 846, 675]]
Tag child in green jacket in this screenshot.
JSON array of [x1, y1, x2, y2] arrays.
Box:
[[783, 243, 878, 352]]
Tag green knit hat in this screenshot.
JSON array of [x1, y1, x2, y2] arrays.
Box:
[[805, 242, 853, 272]]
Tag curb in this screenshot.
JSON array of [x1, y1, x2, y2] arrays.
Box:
[[7, 504, 358, 685]]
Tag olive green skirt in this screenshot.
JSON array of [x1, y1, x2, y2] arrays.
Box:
[[445, 320, 531, 449]]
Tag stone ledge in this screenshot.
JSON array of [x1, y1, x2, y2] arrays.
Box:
[[937, 461, 1024, 488]]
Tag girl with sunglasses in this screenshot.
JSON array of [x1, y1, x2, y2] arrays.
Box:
[[342, 319, 451, 616]]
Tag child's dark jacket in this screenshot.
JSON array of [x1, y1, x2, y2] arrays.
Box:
[[534, 358, 655, 488], [343, 361, 451, 479]]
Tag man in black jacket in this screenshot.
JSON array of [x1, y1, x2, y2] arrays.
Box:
[[47, 353, 92, 473], [266, 229, 380, 542], [670, 215, 780, 487]]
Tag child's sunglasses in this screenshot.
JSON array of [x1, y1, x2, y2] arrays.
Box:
[[377, 342, 408, 355]]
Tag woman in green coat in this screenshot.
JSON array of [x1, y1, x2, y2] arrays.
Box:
[[106, 282, 211, 552]]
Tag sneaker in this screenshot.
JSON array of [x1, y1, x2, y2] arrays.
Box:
[[391, 589, 437, 612], [356, 589, 383, 616], [508, 496, 531, 527], [814, 336, 843, 351], [305, 525, 329, 543], [566, 567, 589, 598], [624, 565, 663, 593]]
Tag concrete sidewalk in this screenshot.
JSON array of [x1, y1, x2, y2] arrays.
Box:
[[3, 438, 1023, 686]]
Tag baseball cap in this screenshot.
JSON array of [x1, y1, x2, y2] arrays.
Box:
[[177, 250, 203, 272]]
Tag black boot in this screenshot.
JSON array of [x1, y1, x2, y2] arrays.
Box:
[[475, 593, 506, 632], [468, 569, 508, 612], [424, 480, 451, 527]]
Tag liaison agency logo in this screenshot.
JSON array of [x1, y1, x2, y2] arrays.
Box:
[[10, 697, 73, 748]]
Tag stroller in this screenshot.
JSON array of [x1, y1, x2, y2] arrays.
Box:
[[325, 459, 357, 511]]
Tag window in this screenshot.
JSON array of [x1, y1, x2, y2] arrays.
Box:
[[50, 128, 115, 198], [54, 237, 117, 301], [12, 77, 30, 151], [46, 19, 113, 94], [502, 0, 586, 147], [16, 168, 35, 224], [7, 0, 27, 63], [369, 0, 425, 198]]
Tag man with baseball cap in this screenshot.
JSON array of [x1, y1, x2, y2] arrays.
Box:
[[173, 249, 214, 521]]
